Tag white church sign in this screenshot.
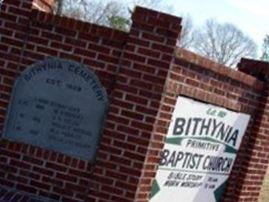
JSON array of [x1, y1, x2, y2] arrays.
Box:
[[150, 96, 250, 202]]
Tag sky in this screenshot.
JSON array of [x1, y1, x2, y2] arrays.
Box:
[[74, 0, 269, 52], [164, 0, 269, 49]]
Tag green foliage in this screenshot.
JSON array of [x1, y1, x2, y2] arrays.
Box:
[[108, 15, 130, 31]]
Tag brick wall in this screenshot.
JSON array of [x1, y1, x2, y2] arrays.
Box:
[[1, 0, 269, 201], [134, 47, 268, 202], [167, 50, 267, 202]]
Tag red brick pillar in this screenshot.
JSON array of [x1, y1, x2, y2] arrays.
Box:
[[104, 7, 181, 201], [0, 0, 35, 134], [53, 6, 183, 202], [222, 58, 269, 201]]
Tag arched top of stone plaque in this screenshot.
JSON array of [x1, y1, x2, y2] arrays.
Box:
[[20, 58, 108, 104], [3, 58, 108, 161]]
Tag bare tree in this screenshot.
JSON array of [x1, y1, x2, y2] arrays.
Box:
[[54, 0, 166, 31], [178, 14, 194, 49], [59, 1, 123, 21], [260, 34, 269, 62], [131, 0, 162, 9], [53, 0, 64, 15], [192, 19, 257, 67]]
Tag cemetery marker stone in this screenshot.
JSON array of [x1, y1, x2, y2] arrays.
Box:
[[3, 58, 108, 161]]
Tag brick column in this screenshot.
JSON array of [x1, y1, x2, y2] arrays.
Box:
[[0, 0, 34, 193], [0, 0, 52, 133], [0, 0, 35, 134], [224, 58, 269, 201], [107, 7, 181, 201]]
